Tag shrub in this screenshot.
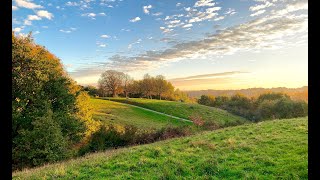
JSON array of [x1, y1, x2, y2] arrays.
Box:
[[12, 110, 67, 170], [189, 114, 204, 126]]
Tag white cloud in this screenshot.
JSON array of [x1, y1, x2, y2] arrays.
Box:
[[143, 5, 152, 14], [194, 0, 215, 7], [130, 17, 141, 22], [160, 27, 173, 34], [249, 1, 273, 11], [12, 6, 18, 10], [99, 12, 106, 16], [176, 3, 182, 7], [206, 7, 221, 13], [121, 28, 131, 32], [250, 9, 266, 16], [27, 15, 41, 21], [225, 8, 236, 15], [214, 16, 224, 21], [99, 44, 107, 47], [15, 0, 43, 9], [101, 34, 110, 38], [88, 13, 96, 17], [66, 1, 79, 6], [184, 7, 191, 11], [36, 10, 54, 20], [169, 20, 181, 24], [13, 27, 22, 33], [183, 24, 193, 28]]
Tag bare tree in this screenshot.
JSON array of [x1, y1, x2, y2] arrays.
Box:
[[98, 70, 125, 97]]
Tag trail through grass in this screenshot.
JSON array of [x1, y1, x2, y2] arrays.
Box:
[[108, 97, 248, 127], [91, 98, 191, 129]]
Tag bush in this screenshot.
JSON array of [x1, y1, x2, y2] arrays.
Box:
[[79, 125, 191, 155], [12, 110, 67, 170]]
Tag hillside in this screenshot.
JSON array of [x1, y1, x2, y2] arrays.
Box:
[[185, 86, 308, 102], [107, 98, 248, 128], [91, 98, 191, 129], [13, 117, 308, 179]]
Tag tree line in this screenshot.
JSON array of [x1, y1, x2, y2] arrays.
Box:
[[96, 70, 192, 102], [197, 93, 308, 121]]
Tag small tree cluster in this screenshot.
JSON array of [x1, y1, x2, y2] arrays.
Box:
[[97, 71, 190, 101]]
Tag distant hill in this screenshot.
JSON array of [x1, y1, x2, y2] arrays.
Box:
[[185, 86, 308, 102]]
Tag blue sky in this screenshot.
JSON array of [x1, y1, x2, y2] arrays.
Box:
[[12, 0, 308, 90]]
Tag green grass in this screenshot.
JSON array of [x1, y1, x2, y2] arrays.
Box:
[[13, 117, 308, 179], [107, 97, 248, 127], [91, 98, 191, 129]]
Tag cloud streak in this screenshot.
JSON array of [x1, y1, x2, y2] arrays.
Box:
[[169, 71, 248, 81]]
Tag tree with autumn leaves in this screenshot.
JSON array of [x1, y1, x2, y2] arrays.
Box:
[[12, 33, 100, 170]]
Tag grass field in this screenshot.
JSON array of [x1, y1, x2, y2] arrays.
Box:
[[13, 117, 308, 179], [91, 98, 191, 129], [107, 97, 248, 128]]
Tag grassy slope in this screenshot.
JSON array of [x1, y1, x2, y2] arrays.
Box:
[[108, 97, 248, 127], [91, 98, 191, 129], [13, 117, 308, 179]]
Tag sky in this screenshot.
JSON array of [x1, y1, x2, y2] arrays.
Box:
[[12, 0, 308, 90]]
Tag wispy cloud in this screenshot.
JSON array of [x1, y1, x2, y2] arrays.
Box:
[[225, 8, 236, 15], [59, 30, 72, 33], [194, 0, 215, 7], [129, 17, 141, 22], [152, 12, 163, 16], [128, 38, 142, 49], [59, 27, 77, 33], [170, 71, 248, 81], [249, 1, 274, 11], [250, 9, 266, 17]]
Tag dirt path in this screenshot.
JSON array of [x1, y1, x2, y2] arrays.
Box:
[[106, 99, 193, 123]]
